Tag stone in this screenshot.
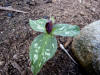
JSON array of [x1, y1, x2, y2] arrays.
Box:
[[0, 61, 4, 66], [72, 20, 100, 75]]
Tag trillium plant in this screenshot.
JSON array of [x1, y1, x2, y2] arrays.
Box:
[[29, 17, 80, 75]]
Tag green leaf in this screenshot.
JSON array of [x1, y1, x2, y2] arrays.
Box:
[[29, 33, 57, 75], [52, 24, 80, 36], [29, 19, 47, 32]]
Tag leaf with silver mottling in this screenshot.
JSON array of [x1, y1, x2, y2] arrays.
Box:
[[52, 24, 80, 37], [29, 33, 57, 75], [29, 19, 47, 32]]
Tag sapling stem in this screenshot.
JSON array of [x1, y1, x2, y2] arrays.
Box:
[[60, 44, 77, 64]]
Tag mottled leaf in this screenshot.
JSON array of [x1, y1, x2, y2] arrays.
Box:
[[29, 19, 47, 32], [29, 33, 57, 75], [52, 24, 80, 36]]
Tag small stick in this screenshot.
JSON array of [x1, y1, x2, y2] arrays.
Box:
[[64, 37, 72, 48], [0, 6, 28, 13], [11, 61, 24, 75], [60, 43, 77, 64]]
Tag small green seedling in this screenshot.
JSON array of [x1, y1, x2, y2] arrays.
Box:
[[29, 17, 80, 75]]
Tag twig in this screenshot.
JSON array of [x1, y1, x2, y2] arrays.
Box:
[[11, 61, 24, 75], [0, 6, 28, 13], [64, 37, 72, 48], [60, 43, 77, 64]]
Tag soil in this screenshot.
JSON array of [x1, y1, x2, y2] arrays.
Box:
[[0, 0, 100, 75]]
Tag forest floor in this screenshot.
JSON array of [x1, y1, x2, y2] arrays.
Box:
[[0, 0, 100, 75]]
